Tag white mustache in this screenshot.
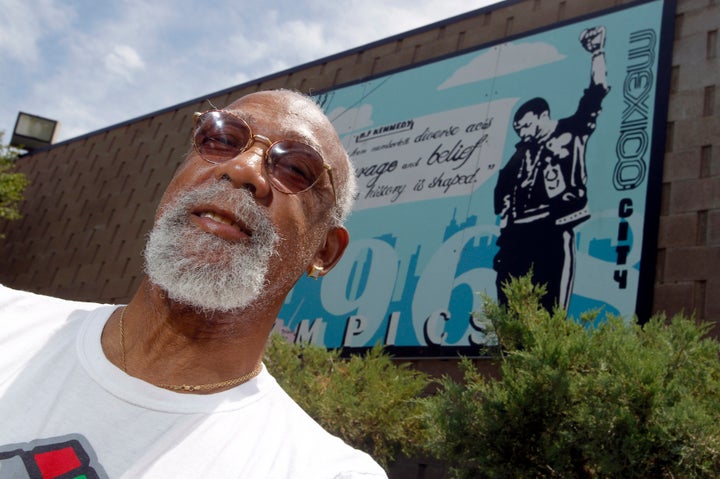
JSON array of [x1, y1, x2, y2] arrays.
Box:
[[164, 181, 279, 244]]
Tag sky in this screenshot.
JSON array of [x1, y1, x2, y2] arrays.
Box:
[[0, 0, 503, 144]]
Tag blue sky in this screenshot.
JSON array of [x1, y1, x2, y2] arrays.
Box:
[[0, 0, 501, 144]]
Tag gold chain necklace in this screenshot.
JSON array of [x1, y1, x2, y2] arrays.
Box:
[[118, 306, 263, 392]]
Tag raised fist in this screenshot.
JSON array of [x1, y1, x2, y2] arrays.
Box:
[[580, 26, 606, 53]]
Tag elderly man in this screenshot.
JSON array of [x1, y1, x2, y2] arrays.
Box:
[[0, 90, 386, 478]]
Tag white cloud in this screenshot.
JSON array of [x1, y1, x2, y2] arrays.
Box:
[[312, 0, 494, 50], [104, 45, 145, 81], [438, 41, 566, 90], [0, 0, 72, 65], [0, 0, 502, 143]]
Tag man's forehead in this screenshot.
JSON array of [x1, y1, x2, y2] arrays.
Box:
[[226, 95, 326, 144], [514, 112, 539, 126], [227, 92, 320, 122]]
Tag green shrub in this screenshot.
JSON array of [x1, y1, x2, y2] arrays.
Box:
[[0, 132, 29, 226], [264, 334, 429, 468], [423, 275, 720, 478]]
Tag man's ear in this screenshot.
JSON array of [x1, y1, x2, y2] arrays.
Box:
[[308, 226, 350, 277]]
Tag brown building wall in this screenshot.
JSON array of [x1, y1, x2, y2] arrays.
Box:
[[1, 0, 719, 336]]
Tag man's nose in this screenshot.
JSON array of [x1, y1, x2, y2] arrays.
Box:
[[212, 143, 272, 199]]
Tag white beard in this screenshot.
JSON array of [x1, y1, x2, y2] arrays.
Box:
[[144, 182, 279, 312]]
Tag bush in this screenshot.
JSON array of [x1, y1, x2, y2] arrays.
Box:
[[263, 334, 430, 468], [423, 275, 720, 478], [0, 132, 29, 226]]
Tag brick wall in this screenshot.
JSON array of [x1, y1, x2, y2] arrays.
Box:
[[656, 0, 720, 334], [1, 0, 718, 337]]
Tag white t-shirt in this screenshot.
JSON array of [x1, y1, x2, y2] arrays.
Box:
[[0, 285, 387, 478]]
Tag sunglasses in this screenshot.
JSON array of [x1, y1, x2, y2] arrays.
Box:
[[192, 110, 336, 203]]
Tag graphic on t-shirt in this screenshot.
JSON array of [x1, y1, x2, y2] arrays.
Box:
[[0, 435, 107, 479]]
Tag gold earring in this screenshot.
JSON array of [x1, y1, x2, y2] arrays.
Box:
[[308, 264, 323, 279]]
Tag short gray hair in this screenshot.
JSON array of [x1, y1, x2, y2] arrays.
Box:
[[331, 151, 357, 226]]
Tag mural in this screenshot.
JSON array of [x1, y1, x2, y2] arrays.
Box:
[[275, 0, 673, 354]]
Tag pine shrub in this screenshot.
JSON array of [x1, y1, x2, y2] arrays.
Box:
[[423, 275, 720, 478], [264, 335, 429, 468]]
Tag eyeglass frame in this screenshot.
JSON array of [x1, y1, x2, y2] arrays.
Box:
[[191, 109, 337, 204]]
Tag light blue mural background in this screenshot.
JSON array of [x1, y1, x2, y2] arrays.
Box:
[[276, 0, 667, 350]]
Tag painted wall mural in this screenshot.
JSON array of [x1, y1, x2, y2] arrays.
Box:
[[275, 0, 674, 355]]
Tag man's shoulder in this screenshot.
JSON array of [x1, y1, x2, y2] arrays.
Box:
[[0, 284, 104, 316], [259, 376, 388, 478], [0, 285, 110, 386], [0, 283, 107, 337]]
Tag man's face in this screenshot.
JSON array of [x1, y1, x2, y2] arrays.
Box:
[[145, 91, 344, 312], [514, 111, 543, 143]]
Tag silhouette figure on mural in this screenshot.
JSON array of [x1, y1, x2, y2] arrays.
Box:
[[493, 26, 610, 312]]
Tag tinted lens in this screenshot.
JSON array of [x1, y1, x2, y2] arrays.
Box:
[[193, 111, 252, 162], [266, 140, 325, 194]]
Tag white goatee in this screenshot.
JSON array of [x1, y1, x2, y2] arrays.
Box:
[[144, 181, 279, 312]]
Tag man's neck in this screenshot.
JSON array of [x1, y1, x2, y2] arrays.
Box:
[[101, 277, 277, 393]]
